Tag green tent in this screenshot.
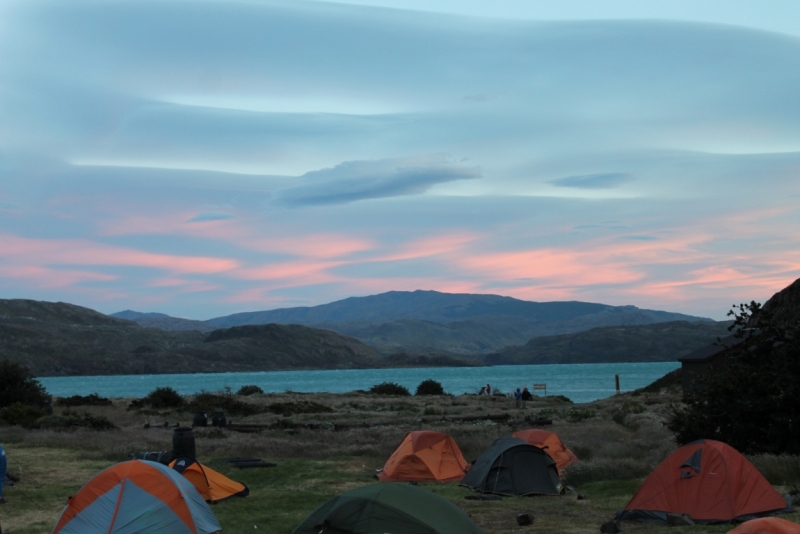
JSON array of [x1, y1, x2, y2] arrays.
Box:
[[292, 483, 485, 534], [460, 437, 562, 496]]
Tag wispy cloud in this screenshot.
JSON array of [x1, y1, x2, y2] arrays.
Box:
[[187, 211, 235, 222], [272, 156, 480, 206], [549, 173, 633, 189]]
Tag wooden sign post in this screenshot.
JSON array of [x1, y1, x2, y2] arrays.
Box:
[[615, 374, 620, 395], [533, 383, 547, 397]]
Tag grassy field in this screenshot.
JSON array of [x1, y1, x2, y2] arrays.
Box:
[[1, 384, 799, 533]]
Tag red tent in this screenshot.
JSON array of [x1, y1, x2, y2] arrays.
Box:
[[728, 518, 800, 534], [377, 431, 468, 482], [618, 440, 789, 524]]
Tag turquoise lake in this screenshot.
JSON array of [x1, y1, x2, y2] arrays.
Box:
[[38, 362, 679, 403]]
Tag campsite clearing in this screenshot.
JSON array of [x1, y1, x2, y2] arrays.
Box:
[[1, 385, 800, 533]]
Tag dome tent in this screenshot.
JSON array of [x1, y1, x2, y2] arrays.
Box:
[[617, 440, 791, 524], [377, 430, 468, 482], [512, 429, 578, 474], [727, 517, 800, 534], [460, 437, 562, 496], [291, 483, 485, 534], [52, 460, 221, 534], [170, 456, 249, 503]]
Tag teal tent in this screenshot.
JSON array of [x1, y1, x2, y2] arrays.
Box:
[[292, 483, 484, 534]]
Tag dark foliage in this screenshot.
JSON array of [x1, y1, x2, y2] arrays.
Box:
[[184, 393, 261, 416], [128, 386, 185, 411], [667, 301, 800, 454], [237, 385, 264, 396], [0, 402, 47, 428], [369, 382, 411, 396], [36, 410, 118, 431], [266, 401, 334, 416], [415, 379, 444, 396], [56, 393, 113, 407], [0, 360, 50, 409]]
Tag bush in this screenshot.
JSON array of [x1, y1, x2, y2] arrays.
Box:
[[266, 401, 333, 416], [612, 401, 646, 427], [36, 411, 117, 431], [0, 360, 50, 409], [565, 407, 596, 423], [0, 402, 47, 428], [369, 382, 410, 396], [56, 393, 113, 407], [128, 387, 185, 411], [237, 385, 264, 396], [415, 379, 444, 396], [185, 393, 261, 417]]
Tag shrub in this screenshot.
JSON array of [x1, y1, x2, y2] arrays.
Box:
[[0, 402, 47, 428], [237, 385, 264, 396], [369, 382, 410, 396], [128, 386, 185, 411], [415, 379, 444, 396], [612, 401, 646, 427], [56, 393, 113, 407], [266, 401, 333, 416], [36, 411, 117, 431], [0, 360, 50, 409], [565, 407, 596, 423], [423, 406, 438, 416], [185, 393, 261, 417]]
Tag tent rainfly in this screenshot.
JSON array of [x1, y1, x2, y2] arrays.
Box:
[[292, 483, 485, 534], [170, 456, 250, 503], [727, 517, 800, 534], [377, 430, 468, 482], [460, 437, 562, 496], [512, 429, 578, 475], [617, 439, 791, 524], [52, 460, 221, 534]]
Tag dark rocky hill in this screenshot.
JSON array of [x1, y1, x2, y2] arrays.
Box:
[[483, 320, 733, 365]]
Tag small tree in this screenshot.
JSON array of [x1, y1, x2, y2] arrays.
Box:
[[415, 379, 444, 396], [0, 360, 50, 409]]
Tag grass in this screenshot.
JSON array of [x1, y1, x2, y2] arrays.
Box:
[[2, 388, 800, 533]]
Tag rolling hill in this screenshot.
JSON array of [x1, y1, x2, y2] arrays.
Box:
[[483, 320, 733, 365], [0, 299, 390, 376], [115, 290, 712, 354]]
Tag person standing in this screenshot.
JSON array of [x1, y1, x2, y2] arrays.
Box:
[[0, 444, 7, 504], [486, 383, 492, 396], [514, 388, 522, 408]]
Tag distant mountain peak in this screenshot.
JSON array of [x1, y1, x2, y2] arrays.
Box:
[[111, 310, 172, 320]]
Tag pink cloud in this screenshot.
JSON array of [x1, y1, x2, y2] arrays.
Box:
[[0, 265, 117, 288], [0, 234, 239, 274], [370, 232, 479, 262], [246, 234, 375, 259]]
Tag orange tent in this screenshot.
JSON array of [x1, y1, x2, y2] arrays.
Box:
[[53, 460, 221, 534], [728, 518, 800, 534], [377, 431, 468, 482], [170, 456, 249, 503], [512, 429, 578, 474], [617, 440, 789, 524]]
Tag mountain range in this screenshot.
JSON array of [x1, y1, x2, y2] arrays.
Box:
[[0, 290, 730, 376], [113, 290, 710, 355]]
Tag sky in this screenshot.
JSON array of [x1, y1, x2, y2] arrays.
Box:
[[1, 0, 799, 321]]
